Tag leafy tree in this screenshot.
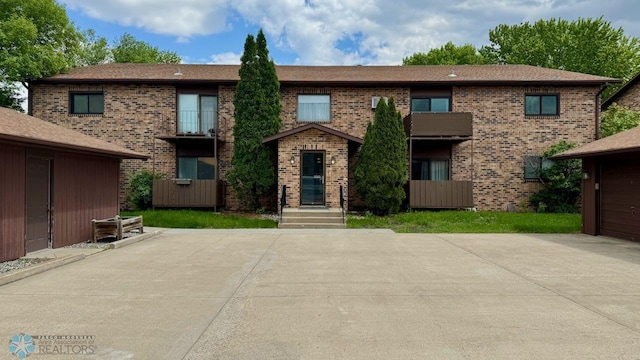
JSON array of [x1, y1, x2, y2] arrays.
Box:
[[75, 29, 111, 66], [227, 30, 282, 210], [600, 103, 640, 137], [355, 98, 407, 215], [529, 141, 582, 213], [0, 0, 82, 88], [481, 17, 640, 97], [0, 82, 23, 111], [403, 42, 488, 65], [111, 33, 181, 64]]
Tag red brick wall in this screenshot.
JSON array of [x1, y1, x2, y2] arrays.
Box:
[[31, 81, 599, 212], [277, 129, 349, 210], [31, 84, 176, 208], [453, 85, 599, 210], [613, 82, 640, 110]]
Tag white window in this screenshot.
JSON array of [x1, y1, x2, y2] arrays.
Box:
[[298, 95, 330, 122]]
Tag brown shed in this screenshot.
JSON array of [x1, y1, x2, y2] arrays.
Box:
[[0, 107, 147, 262], [554, 126, 640, 241]]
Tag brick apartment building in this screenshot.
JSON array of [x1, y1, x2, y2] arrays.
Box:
[[30, 64, 617, 212]]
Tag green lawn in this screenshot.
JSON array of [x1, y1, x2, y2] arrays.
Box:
[[121, 210, 277, 229], [348, 211, 581, 233]]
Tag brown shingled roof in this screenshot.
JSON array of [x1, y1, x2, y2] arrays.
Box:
[[36, 63, 619, 86], [263, 123, 363, 144], [602, 70, 640, 109], [0, 107, 148, 159], [553, 125, 640, 159]]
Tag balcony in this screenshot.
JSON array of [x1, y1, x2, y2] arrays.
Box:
[[408, 180, 473, 208], [404, 112, 473, 140], [155, 111, 218, 140], [152, 179, 225, 208]]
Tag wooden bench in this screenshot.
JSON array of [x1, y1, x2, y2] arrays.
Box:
[[91, 215, 143, 243]]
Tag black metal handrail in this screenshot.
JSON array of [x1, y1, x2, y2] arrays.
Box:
[[339, 185, 345, 224], [280, 185, 287, 223]]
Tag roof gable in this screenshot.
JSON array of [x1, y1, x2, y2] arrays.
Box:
[[602, 70, 640, 109], [263, 123, 363, 144]]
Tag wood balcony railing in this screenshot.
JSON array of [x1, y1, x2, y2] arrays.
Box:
[[404, 112, 473, 139], [153, 179, 225, 208], [408, 180, 473, 208]]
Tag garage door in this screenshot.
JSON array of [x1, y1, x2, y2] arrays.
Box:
[[600, 158, 640, 241]]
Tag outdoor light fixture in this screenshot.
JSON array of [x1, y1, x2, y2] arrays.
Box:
[[582, 171, 590, 180], [331, 156, 336, 165], [290, 155, 295, 164], [447, 69, 458, 77]]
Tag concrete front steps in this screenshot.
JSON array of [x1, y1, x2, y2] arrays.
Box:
[[279, 207, 346, 229]]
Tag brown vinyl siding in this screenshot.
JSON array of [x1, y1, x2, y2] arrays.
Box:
[[600, 156, 640, 241], [581, 158, 598, 235], [0, 143, 26, 262], [53, 152, 121, 247]]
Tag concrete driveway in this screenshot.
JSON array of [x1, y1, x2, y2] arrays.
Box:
[[2, 229, 640, 359]]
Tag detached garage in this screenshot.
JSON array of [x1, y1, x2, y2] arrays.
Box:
[[0, 107, 147, 262], [555, 126, 640, 241]]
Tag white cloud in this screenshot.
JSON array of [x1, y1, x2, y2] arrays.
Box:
[[60, 0, 640, 65], [209, 52, 242, 64], [62, 0, 231, 37]]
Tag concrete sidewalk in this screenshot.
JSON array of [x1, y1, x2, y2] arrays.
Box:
[[1, 230, 640, 359]]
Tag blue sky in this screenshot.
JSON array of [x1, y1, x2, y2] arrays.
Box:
[[60, 0, 640, 65]]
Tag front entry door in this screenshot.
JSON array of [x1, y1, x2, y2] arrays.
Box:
[[301, 152, 325, 205], [25, 157, 51, 253]]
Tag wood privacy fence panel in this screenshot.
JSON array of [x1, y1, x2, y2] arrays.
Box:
[[409, 180, 473, 208], [153, 180, 225, 207]]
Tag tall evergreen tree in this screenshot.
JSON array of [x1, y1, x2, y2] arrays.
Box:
[[354, 98, 407, 215], [227, 30, 282, 209]]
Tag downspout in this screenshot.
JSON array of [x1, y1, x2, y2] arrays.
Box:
[[595, 83, 609, 140]]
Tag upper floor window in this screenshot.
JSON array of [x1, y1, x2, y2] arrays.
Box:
[[298, 95, 330, 122], [525, 94, 559, 116], [70, 93, 104, 114], [411, 97, 450, 113], [178, 94, 217, 134]]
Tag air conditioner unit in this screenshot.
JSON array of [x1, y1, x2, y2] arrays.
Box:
[[371, 96, 388, 109]]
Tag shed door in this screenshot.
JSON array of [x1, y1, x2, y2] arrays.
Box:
[[25, 157, 51, 253], [600, 158, 640, 241]]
